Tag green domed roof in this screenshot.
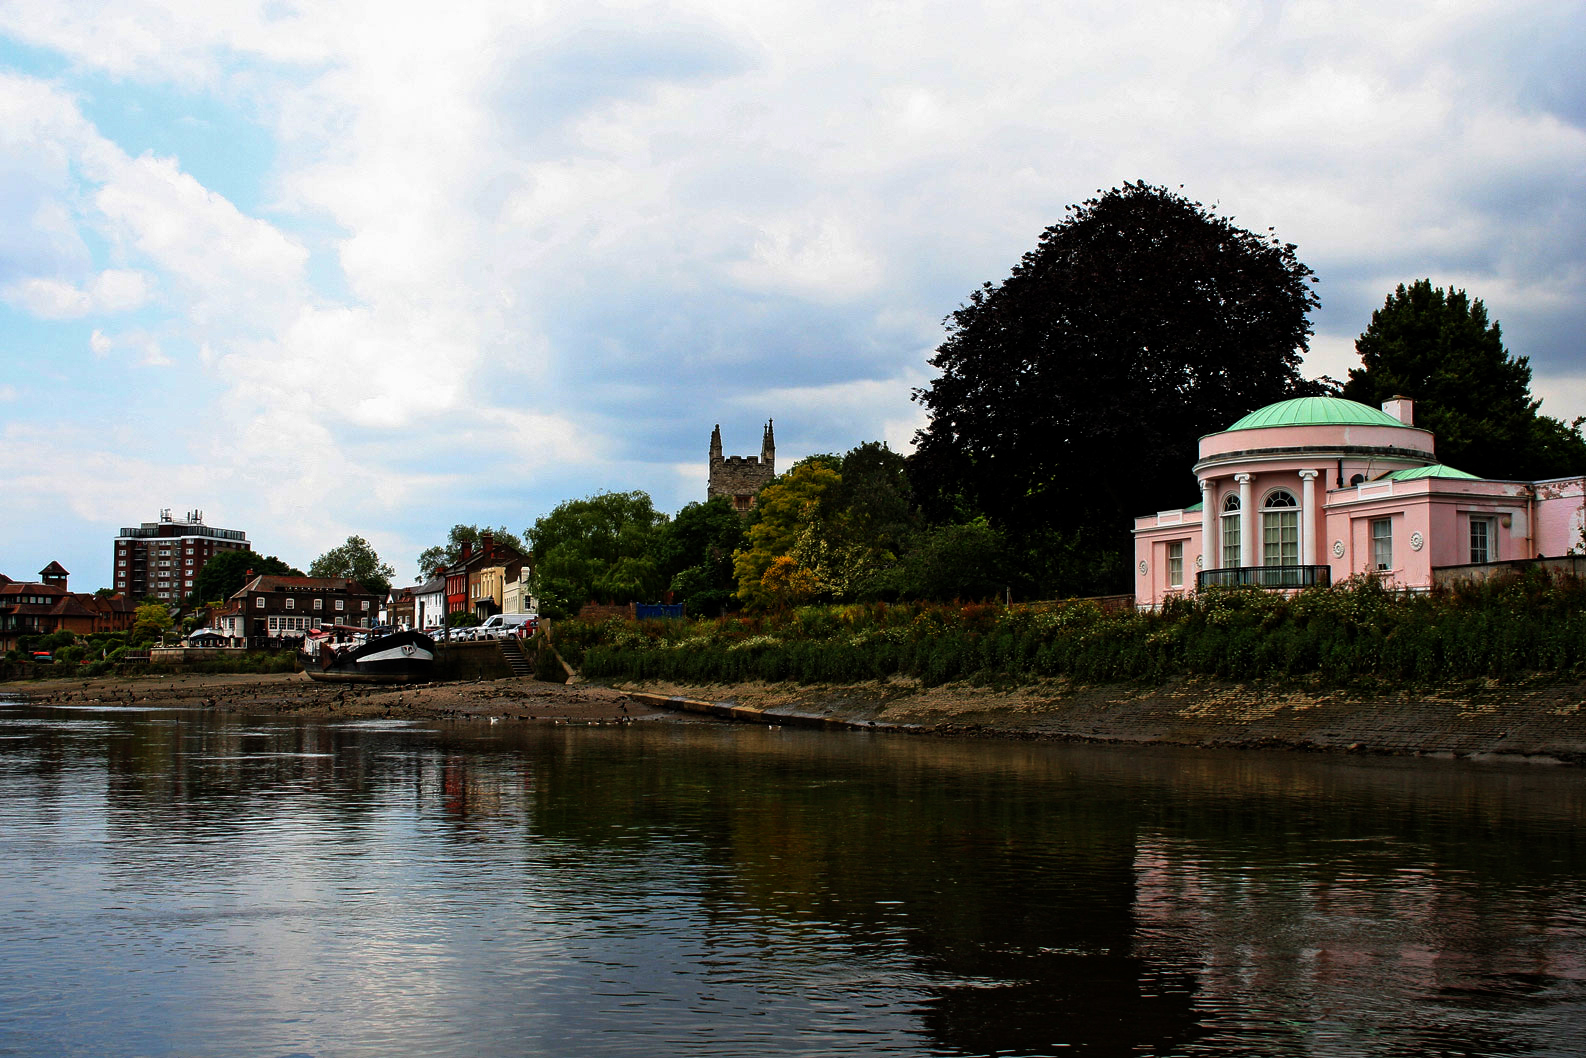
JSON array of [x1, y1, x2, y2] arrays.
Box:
[[1226, 397, 1406, 432], [1382, 464, 1480, 481]]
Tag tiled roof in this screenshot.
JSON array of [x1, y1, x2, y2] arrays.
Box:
[[1226, 397, 1406, 432], [233, 575, 379, 598]]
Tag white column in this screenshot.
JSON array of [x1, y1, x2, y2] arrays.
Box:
[[1199, 478, 1216, 573], [1299, 470, 1318, 567], [1236, 473, 1255, 567]]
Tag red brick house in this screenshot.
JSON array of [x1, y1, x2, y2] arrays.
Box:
[[215, 574, 381, 646], [0, 564, 136, 651]]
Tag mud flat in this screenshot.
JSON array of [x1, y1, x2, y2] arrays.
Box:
[[615, 674, 1586, 763], [5, 671, 1585, 762], [0, 671, 670, 724]]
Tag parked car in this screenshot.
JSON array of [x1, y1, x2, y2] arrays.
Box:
[[474, 613, 538, 639]]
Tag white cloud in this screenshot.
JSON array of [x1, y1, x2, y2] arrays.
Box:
[[1, 268, 151, 318], [2, 0, 1584, 587]]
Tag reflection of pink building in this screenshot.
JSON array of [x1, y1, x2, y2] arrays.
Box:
[[1134, 396, 1586, 609]]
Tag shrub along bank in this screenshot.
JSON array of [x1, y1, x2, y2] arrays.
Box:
[[554, 572, 1586, 689]]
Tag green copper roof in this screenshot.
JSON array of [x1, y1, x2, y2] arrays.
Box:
[[1226, 396, 1406, 432], [1383, 464, 1480, 481]]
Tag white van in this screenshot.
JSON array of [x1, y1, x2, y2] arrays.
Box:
[[474, 613, 539, 639]]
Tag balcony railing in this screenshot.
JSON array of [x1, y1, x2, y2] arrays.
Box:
[[1197, 565, 1331, 590]]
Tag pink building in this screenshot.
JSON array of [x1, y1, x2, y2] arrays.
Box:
[[1133, 396, 1586, 609]]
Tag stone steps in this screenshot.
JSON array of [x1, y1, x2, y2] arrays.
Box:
[[499, 637, 533, 677]]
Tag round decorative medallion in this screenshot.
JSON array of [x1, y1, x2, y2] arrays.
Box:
[[1331, 540, 1345, 558], [1138, 560, 1148, 576], [1195, 554, 1204, 570], [1410, 531, 1424, 552]]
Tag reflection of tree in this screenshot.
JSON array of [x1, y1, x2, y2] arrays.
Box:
[[8, 707, 1585, 1056], [518, 732, 1203, 1055]]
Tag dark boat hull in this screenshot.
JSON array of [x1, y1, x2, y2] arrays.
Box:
[[300, 630, 436, 684]]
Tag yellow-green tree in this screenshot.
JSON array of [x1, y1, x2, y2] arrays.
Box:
[[131, 603, 173, 644], [732, 459, 840, 609]]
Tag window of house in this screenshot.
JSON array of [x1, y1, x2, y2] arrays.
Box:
[[313, 598, 323, 611], [285, 598, 295, 610], [269, 616, 279, 630], [1221, 494, 1241, 567], [1470, 517, 1494, 564], [255, 596, 264, 608], [1262, 490, 1299, 566], [1371, 518, 1393, 570], [335, 599, 345, 611], [1166, 541, 1184, 588], [362, 600, 370, 610]]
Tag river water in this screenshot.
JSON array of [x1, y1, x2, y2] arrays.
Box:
[[0, 697, 1582, 1057]]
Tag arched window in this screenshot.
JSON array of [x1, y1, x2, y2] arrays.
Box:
[[1221, 493, 1241, 568], [1263, 489, 1298, 566]]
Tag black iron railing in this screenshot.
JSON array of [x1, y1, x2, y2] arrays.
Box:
[[1197, 565, 1331, 590]]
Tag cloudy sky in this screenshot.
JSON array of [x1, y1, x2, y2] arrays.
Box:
[[2, 0, 1582, 590]]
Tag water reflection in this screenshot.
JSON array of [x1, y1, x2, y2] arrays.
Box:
[[0, 697, 1582, 1057]]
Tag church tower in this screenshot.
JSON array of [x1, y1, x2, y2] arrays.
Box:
[[708, 421, 778, 513]]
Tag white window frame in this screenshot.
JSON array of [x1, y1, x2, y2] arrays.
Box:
[[1166, 541, 1184, 588], [335, 598, 345, 611], [1262, 489, 1299, 566], [1371, 518, 1393, 571], [1220, 493, 1241, 568], [1470, 516, 1495, 564]]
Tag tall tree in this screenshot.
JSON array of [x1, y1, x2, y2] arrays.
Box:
[[185, 550, 302, 608], [654, 496, 747, 617], [526, 491, 669, 618], [415, 525, 527, 581], [308, 535, 396, 596], [908, 182, 1320, 596], [1341, 280, 1586, 480], [732, 458, 841, 609]]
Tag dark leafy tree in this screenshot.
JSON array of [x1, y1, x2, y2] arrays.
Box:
[[415, 525, 527, 581], [185, 550, 302, 608], [888, 518, 1020, 601], [308, 535, 395, 597], [908, 182, 1319, 596], [654, 496, 746, 617], [526, 491, 669, 618], [1341, 280, 1586, 479]]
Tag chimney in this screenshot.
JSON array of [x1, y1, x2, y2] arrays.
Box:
[[482, 530, 494, 558], [461, 541, 472, 560], [1381, 396, 1414, 425]]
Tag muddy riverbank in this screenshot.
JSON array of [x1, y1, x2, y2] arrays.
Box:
[[4, 670, 1584, 762]]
